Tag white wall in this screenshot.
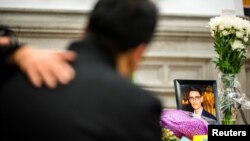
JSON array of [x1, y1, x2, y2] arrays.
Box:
[[0, 0, 97, 11], [0, 0, 244, 16], [156, 0, 244, 16]]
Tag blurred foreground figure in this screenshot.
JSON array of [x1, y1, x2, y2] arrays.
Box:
[[0, 0, 162, 140], [0, 25, 76, 88]]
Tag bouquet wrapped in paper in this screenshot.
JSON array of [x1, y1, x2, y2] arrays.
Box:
[[160, 109, 208, 140]]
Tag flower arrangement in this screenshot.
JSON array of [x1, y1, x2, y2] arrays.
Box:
[[208, 9, 250, 124], [208, 10, 250, 74], [161, 109, 208, 140]]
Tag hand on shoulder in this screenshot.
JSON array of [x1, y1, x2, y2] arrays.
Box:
[[12, 45, 77, 88]]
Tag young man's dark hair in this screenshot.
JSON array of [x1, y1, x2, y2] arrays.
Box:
[[188, 86, 203, 96], [0, 0, 162, 141]]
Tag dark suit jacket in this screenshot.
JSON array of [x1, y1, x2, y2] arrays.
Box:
[[202, 109, 217, 121], [0, 38, 162, 141], [0, 45, 19, 86]]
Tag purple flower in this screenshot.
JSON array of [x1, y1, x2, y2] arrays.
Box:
[[160, 109, 208, 139]]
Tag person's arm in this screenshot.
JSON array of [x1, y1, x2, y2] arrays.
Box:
[[11, 45, 76, 88], [1, 25, 77, 88], [0, 36, 76, 88]]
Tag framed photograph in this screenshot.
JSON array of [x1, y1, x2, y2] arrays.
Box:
[[174, 79, 220, 124]]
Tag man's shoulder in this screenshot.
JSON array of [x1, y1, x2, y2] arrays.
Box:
[[100, 75, 162, 114], [202, 109, 212, 115], [112, 76, 161, 106], [67, 40, 85, 51], [86, 69, 160, 104], [202, 109, 216, 120]]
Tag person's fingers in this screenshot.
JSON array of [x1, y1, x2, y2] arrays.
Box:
[[47, 50, 76, 85], [58, 50, 77, 62], [37, 63, 57, 89], [13, 47, 76, 88], [25, 66, 42, 88], [16, 48, 56, 88], [38, 55, 75, 88], [50, 59, 75, 85]]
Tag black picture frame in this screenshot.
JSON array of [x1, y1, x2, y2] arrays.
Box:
[[174, 79, 220, 124]]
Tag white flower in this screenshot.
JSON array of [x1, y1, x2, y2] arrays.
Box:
[[236, 31, 244, 38], [208, 17, 222, 30], [223, 18, 234, 29], [231, 40, 245, 50], [222, 30, 229, 36], [208, 16, 250, 39], [219, 25, 225, 31], [244, 37, 249, 42], [208, 13, 250, 74], [211, 32, 215, 37], [234, 18, 245, 30], [208, 15, 250, 48]]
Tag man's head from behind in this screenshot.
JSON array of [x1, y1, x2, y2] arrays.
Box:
[[87, 0, 158, 77]]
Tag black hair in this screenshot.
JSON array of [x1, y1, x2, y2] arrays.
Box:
[[188, 86, 203, 96], [87, 0, 158, 53]]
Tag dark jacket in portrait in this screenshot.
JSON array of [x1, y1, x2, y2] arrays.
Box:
[[202, 109, 217, 121]]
